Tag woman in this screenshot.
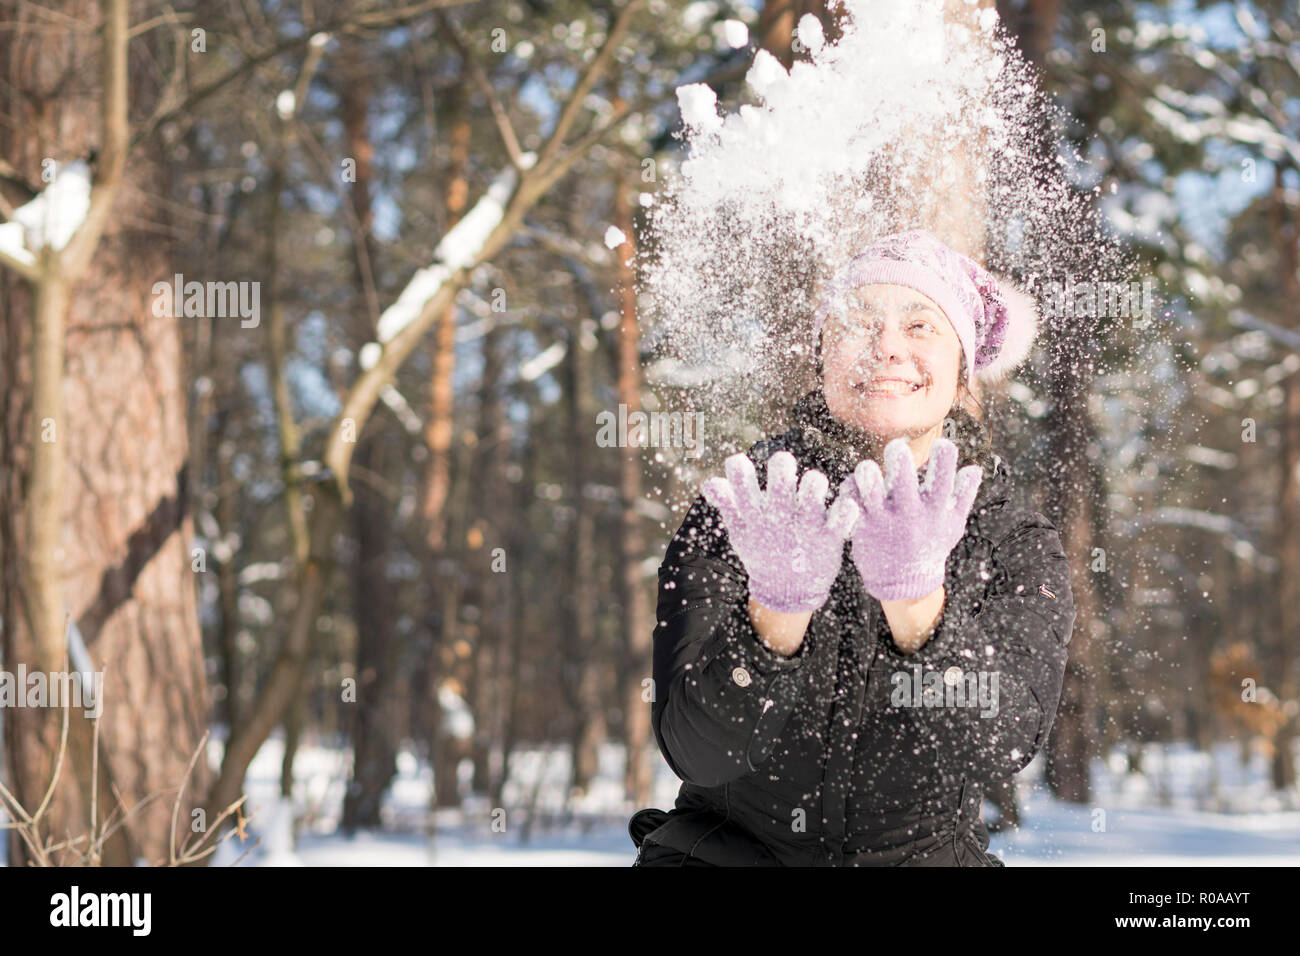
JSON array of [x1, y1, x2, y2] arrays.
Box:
[[629, 230, 1077, 866]]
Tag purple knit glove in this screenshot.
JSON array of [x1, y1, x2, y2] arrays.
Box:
[[701, 450, 861, 614], [838, 438, 983, 601]]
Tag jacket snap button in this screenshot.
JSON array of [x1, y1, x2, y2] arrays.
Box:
[[943, 666, 963, 687], [732, 666, 752, 688]]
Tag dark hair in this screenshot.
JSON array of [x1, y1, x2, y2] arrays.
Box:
[[944, 356, 997, 477], [815, 329, 998, 477]]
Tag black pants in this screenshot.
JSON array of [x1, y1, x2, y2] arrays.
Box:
[[628, 794, 1004, 866], [634, 837, 1002, 866], [632, 841, 717, 867], [631, 821, 1004, 866]]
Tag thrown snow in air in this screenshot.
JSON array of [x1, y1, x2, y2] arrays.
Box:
[[636, 0, 1129, 478]]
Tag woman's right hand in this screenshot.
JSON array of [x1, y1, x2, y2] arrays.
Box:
[[701, 450, 860, 615]]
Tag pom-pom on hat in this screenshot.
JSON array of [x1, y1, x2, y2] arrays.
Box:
[[813, 230, 1039, 388]]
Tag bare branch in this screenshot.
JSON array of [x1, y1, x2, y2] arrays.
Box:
[[61, 0, 129, 276], [31, 642, 74, 825], [0, 241, 39, 281], [1228, 309, 1300, 351], [169, 729, 210, 866], [436, 9, 525, 170], [535, 0, 646, 174], [88, 712, 101, 865], [132, 0, 469, 149]]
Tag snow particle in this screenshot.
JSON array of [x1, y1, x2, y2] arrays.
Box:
[[722, 19, 749, 49]]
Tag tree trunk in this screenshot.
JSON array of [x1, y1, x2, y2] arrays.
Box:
[[432, 431, 475, 809], [280, 694, 306, 800], [420, 81, 471, 555], [984, 776, 1020, 831], [265, 118, 311, 810], [0, 0, 208, 865], [610, 158, 654, 805], [467, 318, 511, 797], [419, 78, 472, 812], [564, 305, 606, 800], [1268, 163, 1300, 790], [996, 0, 1099, 804], [999, 0, 1063, 69], [493, 418, 535, 810], [756, 0, 842, 69], [338, 36, 402, 832], [341, 430, 401, 829], [206, 483, 343, 820], [212, 411, 245, 735], [1043, 383, 1100, 803]]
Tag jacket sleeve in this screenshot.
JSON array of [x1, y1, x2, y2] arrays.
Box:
[[866, 510, 1076, 790], [651, 493, 821, 788]]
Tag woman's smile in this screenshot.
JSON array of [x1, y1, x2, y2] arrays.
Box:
[[821, 284, 961, 460], [854, 377, 925, 398]]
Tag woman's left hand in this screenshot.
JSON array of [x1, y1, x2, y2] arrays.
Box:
[[838, 437, 983, 601]]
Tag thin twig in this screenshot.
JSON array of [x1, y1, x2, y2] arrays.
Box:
[[88, 713, 101, 866], [435, 9, 524, 170], [30, 642, 73, 825], [169, 728, 210, 866]]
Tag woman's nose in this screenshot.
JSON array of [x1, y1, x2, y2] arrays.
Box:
[[870, 319, 908, 362]]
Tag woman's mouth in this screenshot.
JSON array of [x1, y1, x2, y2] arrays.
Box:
[[854, 378, 923, 398]]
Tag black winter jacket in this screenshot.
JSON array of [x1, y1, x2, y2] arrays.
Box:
[[631, 389, 1077, 866]]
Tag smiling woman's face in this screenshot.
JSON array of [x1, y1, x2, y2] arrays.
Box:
[[821, 283, 963, 443]]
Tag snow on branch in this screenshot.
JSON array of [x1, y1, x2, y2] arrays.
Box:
[[1228, 310, 1300, 351], [0, 222, 37, 277], [378, 383, 423, 434], [1121, 506, 1276, 570], [360, 155, 535, 369], [518, 341, 566, 383], [1144, 87, 1300, 165], [0, 159, 94, 279]]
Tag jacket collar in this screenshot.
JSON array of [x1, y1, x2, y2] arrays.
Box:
[[785, 389, 1012, 509]]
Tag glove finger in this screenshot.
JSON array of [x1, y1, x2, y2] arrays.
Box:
[[852, 459, 885, 513], [724, 452, 763, 516], [952, 464, 984, 516], [882, 439, 920, 510], [824, 493, 861, 540], [921, 438, 958, 507], [836, 473, 861, 510], [765, 451, 799, 515], [701, 477, 740, 531], [795, 468, 830, 525]]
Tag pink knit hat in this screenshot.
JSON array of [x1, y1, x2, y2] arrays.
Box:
[[813, 230, 1039, 388]]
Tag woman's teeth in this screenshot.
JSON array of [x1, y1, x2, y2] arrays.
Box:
[[857, 381, 921, 395]]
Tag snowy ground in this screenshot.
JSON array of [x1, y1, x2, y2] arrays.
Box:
[[211, 734, 1300, 866]]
